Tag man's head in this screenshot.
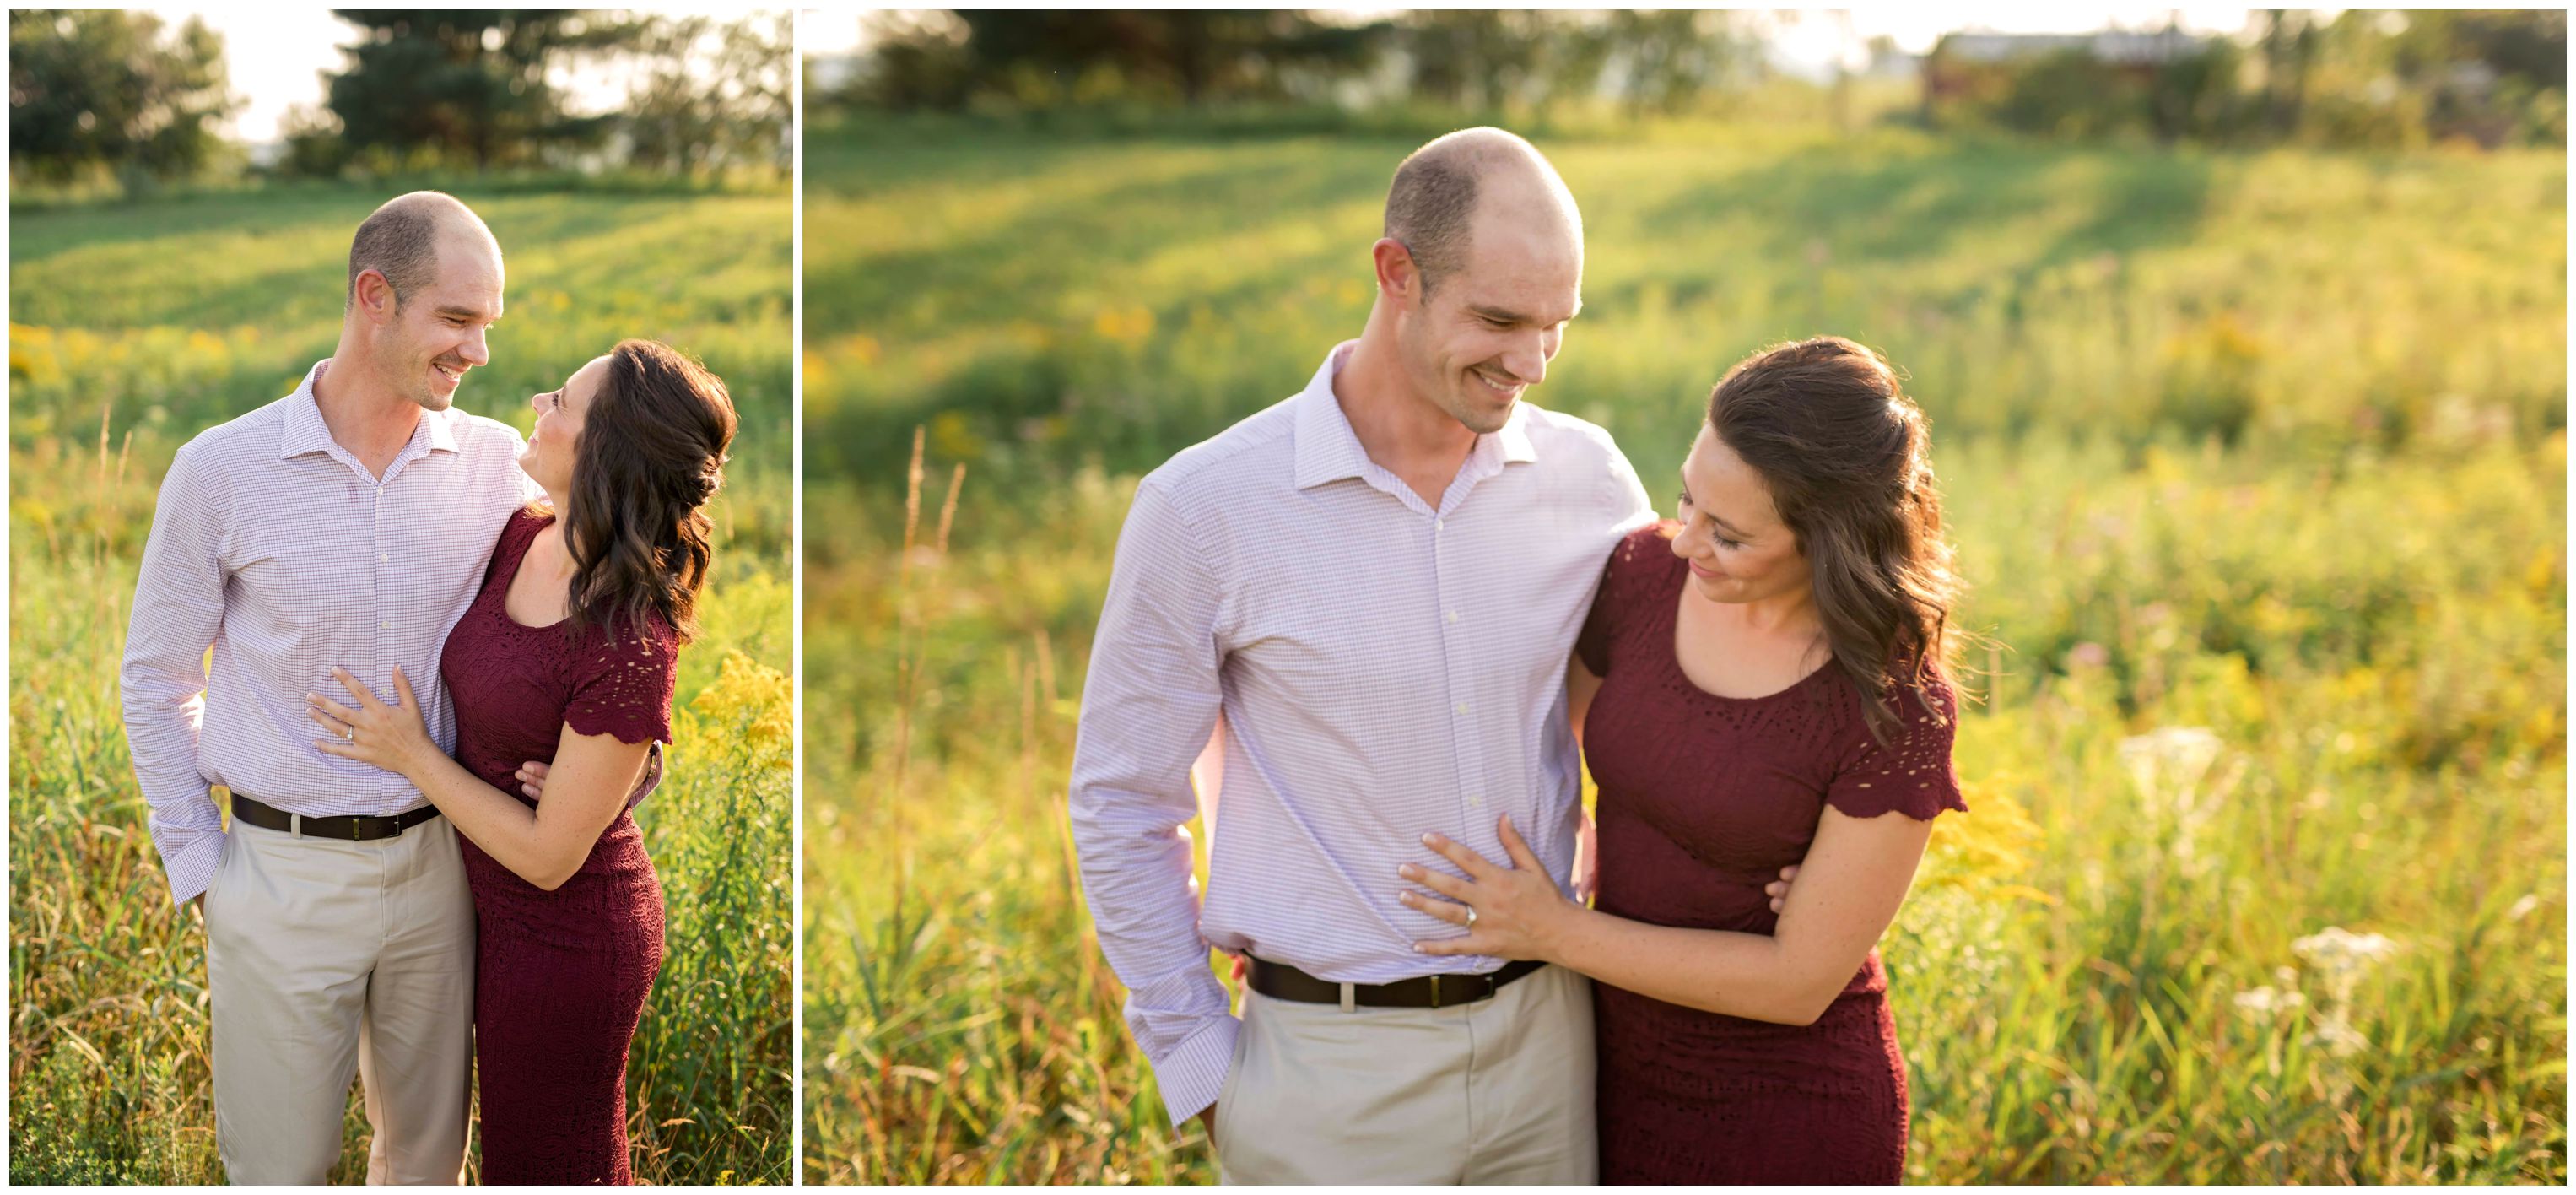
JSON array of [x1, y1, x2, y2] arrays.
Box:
[[1373, 127, 1583, 435], [343, 192, 503, 412]]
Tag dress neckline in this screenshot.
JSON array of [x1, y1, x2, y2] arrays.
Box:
[[1647, 547, 1837, 705], [496, 509, 571, 631]]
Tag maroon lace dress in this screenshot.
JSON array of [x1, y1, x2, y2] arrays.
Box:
[[1575, 522, 1966, 1184], [442, 507, 678, 1185]]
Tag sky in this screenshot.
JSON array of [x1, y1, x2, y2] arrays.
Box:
[[159, 6, 785, 144]]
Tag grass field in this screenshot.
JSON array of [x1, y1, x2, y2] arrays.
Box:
[[801, 116, 2566, 1184], [8, 182, 796, 1183]]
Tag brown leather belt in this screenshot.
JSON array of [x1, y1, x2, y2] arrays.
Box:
[[230, 792, 441, 841], [1246, 956, 1547, 1010]]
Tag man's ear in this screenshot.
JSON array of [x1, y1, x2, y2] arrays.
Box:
[[352, 268, 397, 324], [1372, 237, 1419, 302]]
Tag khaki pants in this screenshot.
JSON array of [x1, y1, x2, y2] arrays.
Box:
[[203, 814, 475, 1185], [1214, 963, 1596, 1185]]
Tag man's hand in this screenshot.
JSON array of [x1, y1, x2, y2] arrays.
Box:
[[517, 749, 660, 803], [1763, 863, 1801, 913]]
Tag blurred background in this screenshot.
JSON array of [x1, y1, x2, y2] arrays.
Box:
[[801, 7, 2565, 1185], [9, 8, 792, 1183]]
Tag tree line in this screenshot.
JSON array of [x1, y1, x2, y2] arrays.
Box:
[[8, 9, 790, 189], [829, 9, 2564, 149]]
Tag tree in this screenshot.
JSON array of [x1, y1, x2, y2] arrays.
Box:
[[622, 13, 791, 176], [1599, 10, 1763, 119], [8, 10, 240, 185], [322, 10, 629, 170]]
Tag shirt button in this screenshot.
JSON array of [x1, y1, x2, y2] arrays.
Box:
[[1446, 610, 1460, 624], [1454, 702, 1469, 715], [1466, 793, 1484, 808], [380, 620, 391, 629], [1435, 519, 1446, 531], [380, 554, 391, 563]]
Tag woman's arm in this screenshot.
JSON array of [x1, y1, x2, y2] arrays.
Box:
[[1568, 654, 1605, 749], [1399, 808, 1931, 1026], [311, 666, 650, 891]]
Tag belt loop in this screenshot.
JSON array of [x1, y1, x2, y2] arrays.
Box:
[[289, 812, 304, 838], [1339, 982, 1355, 1014]]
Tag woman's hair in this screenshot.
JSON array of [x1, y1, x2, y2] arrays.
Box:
[[561, 338, 738, 646], [1705, 336, 1961, 743]]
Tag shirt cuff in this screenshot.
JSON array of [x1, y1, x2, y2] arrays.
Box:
[[1150, 1012, 1241, 1129], [160, 827, 227, 907]]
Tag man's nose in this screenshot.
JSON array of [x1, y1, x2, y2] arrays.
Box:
[[459, 327, 491, 367], [1503, 334, 1547, 388]]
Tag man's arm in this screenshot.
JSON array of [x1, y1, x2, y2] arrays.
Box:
[[1606, 435, 1658, 534], [1065, 480, 1235, 1129], [119, 444, 232, 907]]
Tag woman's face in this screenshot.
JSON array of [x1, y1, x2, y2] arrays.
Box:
[[1670, 424, 1812, 605], [521, 354, 609, 498]]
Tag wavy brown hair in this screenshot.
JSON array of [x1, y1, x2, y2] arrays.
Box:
[[1706, 336, 1962, 743], [561, 338, 737, 646]]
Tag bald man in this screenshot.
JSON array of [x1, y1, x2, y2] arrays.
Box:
[[1069, 129, 1655, 1182], [122, 192, 532, 1182]]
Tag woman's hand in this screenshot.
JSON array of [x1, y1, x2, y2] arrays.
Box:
[[310, 666, 440, 781], [1397, 814, 1586, 963]]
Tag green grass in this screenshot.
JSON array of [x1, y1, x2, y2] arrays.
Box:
[[8, 183, 795, 1184], [801, 116, 2566, 1183]]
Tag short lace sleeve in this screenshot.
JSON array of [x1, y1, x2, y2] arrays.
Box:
[[1577, 522, 1678, 677], [1823, 676, 1968, 821], [564, 616, 680, 745]]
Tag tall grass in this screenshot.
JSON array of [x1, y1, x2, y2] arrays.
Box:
[[802, 117, 2564, 1183], [8, 184, 795, 1183]]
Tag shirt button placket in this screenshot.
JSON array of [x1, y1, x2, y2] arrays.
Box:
[[1434, 508, 1482, 828], [373, 479, 391, 813]]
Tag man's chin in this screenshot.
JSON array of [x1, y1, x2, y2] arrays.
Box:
[[1455, 397, 1517, 435]]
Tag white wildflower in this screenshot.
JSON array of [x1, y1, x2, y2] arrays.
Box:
[[2119, 727, 2227, 871], [2118, 726, 2225, 792], [2309, 1014, 2368, 1057], [2508, 893, 2542, 922], [2233, 986, 2307, 1019], [2293, 926, 2400, 1006], [2292, 927, 2400, 971]]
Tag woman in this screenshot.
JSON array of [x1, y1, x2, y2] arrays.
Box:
[[1396, 336, 1965, 1184], [311, 338, 737, 1184]]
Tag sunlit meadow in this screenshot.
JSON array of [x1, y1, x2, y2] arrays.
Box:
[[8, 181, 795, 1184], [802, 117, 2568, 1183]]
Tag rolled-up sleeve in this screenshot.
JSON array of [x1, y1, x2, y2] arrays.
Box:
[[1065, 479, 1237, 1127], [119, 442, 230, 906]]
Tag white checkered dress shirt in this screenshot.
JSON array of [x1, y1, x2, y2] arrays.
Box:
[[1068, 341, 1656, 1126], [121, 360, 537, 906]]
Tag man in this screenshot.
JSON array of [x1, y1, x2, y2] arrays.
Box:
[[123, 192, 532, 1183], [1067, 128, 1654, 1183]]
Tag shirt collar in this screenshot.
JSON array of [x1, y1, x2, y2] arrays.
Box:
[[277, 361, 338, 460], [1293, 340, 1541, 491], [278, 358, 460, 460], [1293, 342, 1373, 490]]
